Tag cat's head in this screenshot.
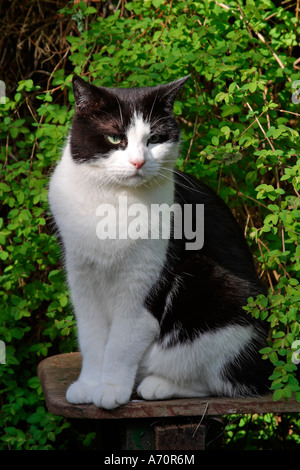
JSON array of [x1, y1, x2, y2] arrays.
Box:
[[70, 75, 189, 188]]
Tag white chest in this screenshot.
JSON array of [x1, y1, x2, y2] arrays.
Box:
[[48, 146, 174, 271]]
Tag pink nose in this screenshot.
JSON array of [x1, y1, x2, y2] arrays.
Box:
[[129, 158, 145, 169]]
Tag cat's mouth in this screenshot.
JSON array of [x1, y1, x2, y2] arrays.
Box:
[[126, 167, 145, 178], [118, 168, 150, 187], [124, 171, 144, 182]]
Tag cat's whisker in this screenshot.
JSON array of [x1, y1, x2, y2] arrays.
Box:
[[114, 95, 124, 127], [154, 168, 205, 195], [148, 91, 159, 124], [159, 167, 206, 195], [150, 115, 172, 127], [93, 109, 123, 127]]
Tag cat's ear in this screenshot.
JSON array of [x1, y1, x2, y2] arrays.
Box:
[[158, 76, 190, 112], [72, 75, 106, 112]]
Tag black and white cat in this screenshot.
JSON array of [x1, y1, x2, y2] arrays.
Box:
[[48, 75, 272, 409]]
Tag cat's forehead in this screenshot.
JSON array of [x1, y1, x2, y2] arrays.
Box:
[[72, 75, 189, 122], [127, 113, 151, 139], [93, 109, 150, 136], [104, 86, 159, 113], [91, 87, 168, 131]]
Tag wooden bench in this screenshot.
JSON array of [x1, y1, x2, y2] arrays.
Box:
[[38, 352, 300, 450]]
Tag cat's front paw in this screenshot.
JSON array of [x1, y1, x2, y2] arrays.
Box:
[[66, 380, 96, 404], [137, 375, 174, 400], [93, 383, 132, 410]]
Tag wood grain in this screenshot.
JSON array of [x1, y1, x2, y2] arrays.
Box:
[[38, 352, 300, 420]]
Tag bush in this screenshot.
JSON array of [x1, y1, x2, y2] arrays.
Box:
[[0, 0, 299, 450]]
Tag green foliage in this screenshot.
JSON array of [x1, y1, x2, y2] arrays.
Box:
[[0, 77, 76, 448], [0, 0, 299, 449], [213, 412, 300, 450]]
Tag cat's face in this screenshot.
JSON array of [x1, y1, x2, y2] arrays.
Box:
[[70, 75, 189, 188]]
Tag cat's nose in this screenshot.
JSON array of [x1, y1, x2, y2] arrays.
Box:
[[129, 157, 145, 169]]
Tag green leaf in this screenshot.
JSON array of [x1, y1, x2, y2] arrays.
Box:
[[0, 183, 10, 191], [152, 0, 165, 7], [283, 387, 292, 399], [59, 296, 68, 307], [228, 82, 236, 93], [260, 347, 273, 354], [273, 389, 284, 401], [272, 331, 285, 338], [248, 82, 257, 93], [215, 92, 227, 102], [85, 6, 97, 14], [17, 191, 25, 205]]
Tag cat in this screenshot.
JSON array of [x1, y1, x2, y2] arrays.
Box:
[[48, 74, 272, 410]]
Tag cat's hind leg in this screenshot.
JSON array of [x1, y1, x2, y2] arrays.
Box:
[[137, 323, 259, 401], [137, 375, 210, 400]]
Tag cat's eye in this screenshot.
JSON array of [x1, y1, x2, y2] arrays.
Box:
[[107, 135, 122, 145], [148, 134, 163, 145]]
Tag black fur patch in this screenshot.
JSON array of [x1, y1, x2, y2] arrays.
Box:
[[145, 171, 271, 395]]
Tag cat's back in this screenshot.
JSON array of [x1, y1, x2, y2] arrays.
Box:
[[173, 170, 261, 284]]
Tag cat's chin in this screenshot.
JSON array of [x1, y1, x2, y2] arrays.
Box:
[[111, 172, 154, 188]]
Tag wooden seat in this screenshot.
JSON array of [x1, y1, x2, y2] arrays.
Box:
[[38, 352, 300, 450]]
